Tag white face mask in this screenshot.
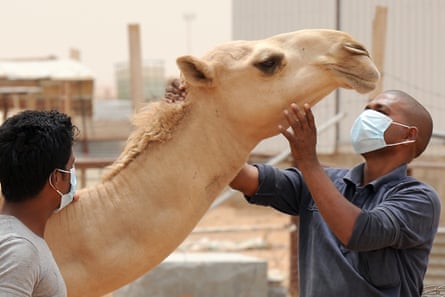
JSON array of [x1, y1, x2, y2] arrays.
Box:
[[49, 166, 77, 212], [350, 109, 415, 154]]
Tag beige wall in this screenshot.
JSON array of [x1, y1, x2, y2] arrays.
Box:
[[232, 0, 445, 152]]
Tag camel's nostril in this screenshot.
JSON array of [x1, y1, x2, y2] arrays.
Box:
[[344, 43, 369, 57]]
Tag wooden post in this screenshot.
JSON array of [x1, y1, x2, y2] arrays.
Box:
[[288, 216, 300, 297], [128, 23, 144, 112], [28, 92, 37, 110], [63, 81, 72, 115], [78, 81, 89, 154], [288, 151, 300, 296], [288, 154, 301, 296], [368, 5, 388, 100], [1, 94, 9, 120]]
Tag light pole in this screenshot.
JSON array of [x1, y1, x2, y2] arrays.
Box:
[[183, 13, 196, 54]]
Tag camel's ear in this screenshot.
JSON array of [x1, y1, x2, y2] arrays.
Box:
[[176, 55, 215, 87]]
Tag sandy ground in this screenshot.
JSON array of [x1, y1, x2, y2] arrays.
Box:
[[183, 194, 293, 287]]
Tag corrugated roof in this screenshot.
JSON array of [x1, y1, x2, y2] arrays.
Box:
[[0, 59, 94, 81]]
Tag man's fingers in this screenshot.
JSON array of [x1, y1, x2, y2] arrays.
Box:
[[283, 109, 301, 132], [279, 125, 294, 143], [281, 103, 313, 138], [303, 103, 315, 130], [291, 103, 311, 129]]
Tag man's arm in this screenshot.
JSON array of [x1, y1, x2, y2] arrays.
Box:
[[280, 103, 361, 245], [0, 237, 38, 296], [229, 164, 259, 197]]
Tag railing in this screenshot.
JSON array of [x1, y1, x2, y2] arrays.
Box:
[[75, 157, 115, 188], [424, 285, 445, 296]]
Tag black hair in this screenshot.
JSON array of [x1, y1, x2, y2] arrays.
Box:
[[0, 110, 78, 202]]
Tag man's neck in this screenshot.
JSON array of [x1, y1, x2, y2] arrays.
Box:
[[1, 200, 49, 238], [362, 150, 411, 185]]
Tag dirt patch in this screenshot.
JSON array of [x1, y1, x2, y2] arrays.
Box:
[[182, 194, 293, 289]]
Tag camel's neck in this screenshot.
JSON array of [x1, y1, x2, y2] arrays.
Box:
[[112, 96, 252, 199], [45, 95, 254, 297]]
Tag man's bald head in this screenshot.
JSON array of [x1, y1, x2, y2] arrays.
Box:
[[381, 90, 433, 157]]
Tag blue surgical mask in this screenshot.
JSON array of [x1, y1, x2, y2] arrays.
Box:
[[350, 109, 415, 154], [49, 166, 77, 212]]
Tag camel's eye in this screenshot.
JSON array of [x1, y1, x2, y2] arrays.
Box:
[[254, 54, 284, 75]]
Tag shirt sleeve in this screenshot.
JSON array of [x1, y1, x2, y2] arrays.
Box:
[[348, 178, 441, 251], [0, 237, 40, 296], [244, 164, 310, 215]]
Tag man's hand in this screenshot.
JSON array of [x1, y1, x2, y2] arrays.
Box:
[[278, 103, 319, 168], [164, 78, 187, 103], [280, 103, 360, 245]]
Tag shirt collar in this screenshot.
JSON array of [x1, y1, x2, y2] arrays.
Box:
[[344, 163, 408, 191]]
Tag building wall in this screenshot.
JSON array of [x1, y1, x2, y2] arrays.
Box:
[[232, 0, 445, 155]]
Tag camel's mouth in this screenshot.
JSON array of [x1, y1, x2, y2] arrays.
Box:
[[330, 66, 380, 94]]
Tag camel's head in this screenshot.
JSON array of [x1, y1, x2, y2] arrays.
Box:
[[176, 29, 380, 142]]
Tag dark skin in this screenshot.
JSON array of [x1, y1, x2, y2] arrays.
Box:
[[230, 91, 420, 245], [0, 153, 79, 237]]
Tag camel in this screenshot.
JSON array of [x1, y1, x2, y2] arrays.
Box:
[[41, 29, 379, 296]]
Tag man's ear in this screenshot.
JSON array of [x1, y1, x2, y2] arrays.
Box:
[[48, 170, 58, 187], [408, 126, 418, 141], [176, 55, 215, 88], [408, 126, 421, 158]]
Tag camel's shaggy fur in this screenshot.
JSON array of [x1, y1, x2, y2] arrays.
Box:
[[103, 99, 190, 180]]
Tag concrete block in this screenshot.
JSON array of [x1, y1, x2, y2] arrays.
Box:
[[113, 252, 268, 297]]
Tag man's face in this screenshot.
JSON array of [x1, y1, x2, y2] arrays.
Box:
[[364, 92, 414, 152], [365, 92, 408, 124]]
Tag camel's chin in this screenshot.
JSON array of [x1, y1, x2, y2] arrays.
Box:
[[331, 68, 380, 94], [346, 78, 378, 94]]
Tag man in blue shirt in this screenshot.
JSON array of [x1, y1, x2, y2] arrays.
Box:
[[230, 90, 441, 297]]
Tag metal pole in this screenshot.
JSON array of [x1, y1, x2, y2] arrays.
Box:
[[334, 0, 342, 153]]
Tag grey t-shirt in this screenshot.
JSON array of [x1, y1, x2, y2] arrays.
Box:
[[0, 215, 67, 297]]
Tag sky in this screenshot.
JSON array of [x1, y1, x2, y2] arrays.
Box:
[[0, 0, 231, 94]]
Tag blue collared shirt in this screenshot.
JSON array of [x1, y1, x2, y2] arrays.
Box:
[[246, 163, 440, 297]]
